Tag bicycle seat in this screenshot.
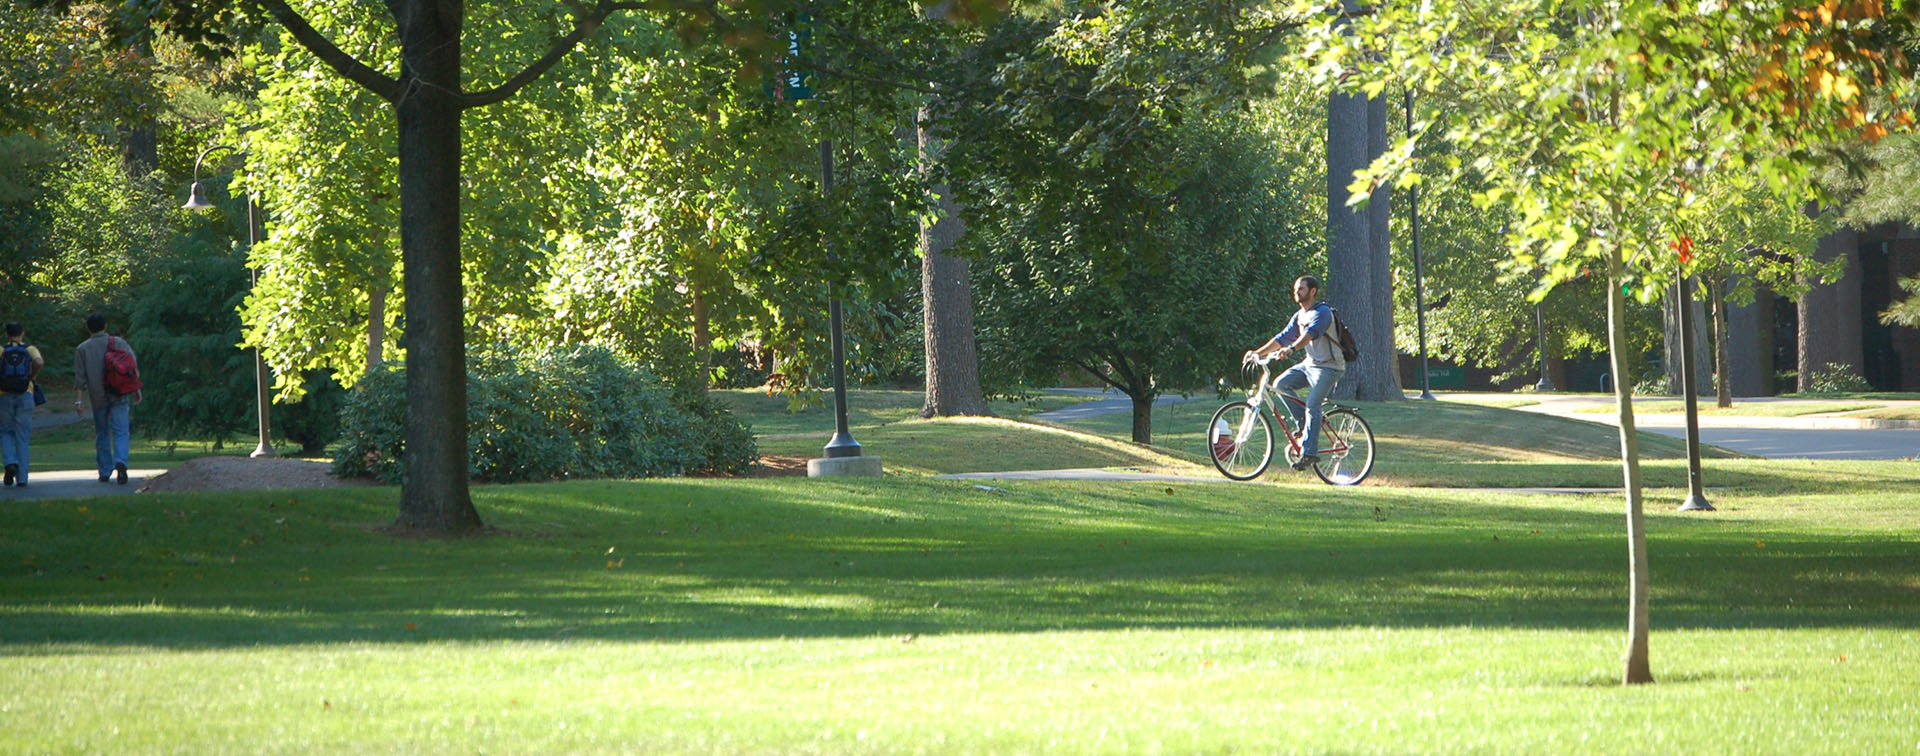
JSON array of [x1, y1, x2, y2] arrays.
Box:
[[1324, 402, 1357, 412]]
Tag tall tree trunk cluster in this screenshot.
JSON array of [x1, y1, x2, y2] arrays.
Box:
[[1325, 92, 1402, 401], [917, 111, 989, 419]]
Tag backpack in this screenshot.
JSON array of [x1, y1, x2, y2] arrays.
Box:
[[103, 337, 142, 395], [1327, 308, 1360, 363], [0, 345, 30, 394]]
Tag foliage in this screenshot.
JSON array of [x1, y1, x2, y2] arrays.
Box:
[[125, 220, 253, 445], [1799, 362, 1875, 395], [333, 346, 755, 484], [963, 108, 1312, 440]]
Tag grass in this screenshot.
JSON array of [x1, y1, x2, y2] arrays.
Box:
[[1048, 395, 1744, 488], [3, 466, 1918, 754], [1843, 406, 1920, 420], [1573, 400, 1883, 417], [1433, 394, 1542, 409], [22, 412, 297, 471]]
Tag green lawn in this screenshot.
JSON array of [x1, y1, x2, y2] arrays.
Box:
[[22, 412, 299, 471], [1844, 406, 1920, 420], [4, 466, 1917, 754]]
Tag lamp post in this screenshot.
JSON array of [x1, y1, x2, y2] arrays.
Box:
[[1675, 274, 1713, 511], [1405, 89, 1434, 400], [820, 139, 861, 460], [184, 144, 276, 458]]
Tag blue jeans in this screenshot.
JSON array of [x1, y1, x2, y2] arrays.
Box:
[[92, 396, 131, 476], [0, 392, 30, 483], [1273, 364, 1344, 457]]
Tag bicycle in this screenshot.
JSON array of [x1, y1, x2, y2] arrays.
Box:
[[1206, 352, 1375, 485]]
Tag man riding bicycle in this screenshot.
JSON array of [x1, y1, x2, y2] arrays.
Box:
[[1243, 275, 1346, 471]]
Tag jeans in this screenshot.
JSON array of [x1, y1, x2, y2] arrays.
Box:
[[1273, 364, 1344, 457], [92, 396, 131, 477], [0, 392, 30, 483]]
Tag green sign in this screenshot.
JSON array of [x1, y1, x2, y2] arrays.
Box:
[[1425, 366, 1465, 389]]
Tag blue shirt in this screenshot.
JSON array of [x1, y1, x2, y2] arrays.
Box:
[[1271, 304, 1345, 368]]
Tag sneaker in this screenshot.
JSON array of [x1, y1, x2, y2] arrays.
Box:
[[99, 474, 111, 483], [3, 464, 13, 486], [1290, 454, 1320, 471], [115, 463, 128, 485]]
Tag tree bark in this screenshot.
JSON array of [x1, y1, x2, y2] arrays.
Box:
[[1326, 90, 1373, 401], [917, 115, 989, 418], [1365, 96, 1403, 396], [1128, 391, 1154, 445], [1709, 274, 1732, 408], [1724, 275, 1769, 396], [391, 0, 482, 534], [367, 285, 387, 369], [1798, 226, 1863, 391], [1606, 244, 1654, 686], [917, 1, 989, 419]]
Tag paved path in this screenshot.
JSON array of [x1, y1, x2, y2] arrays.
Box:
[[0, 469, 165, 500], [1034, 387, 1214, 423], [1480, 393, 1920, 460]]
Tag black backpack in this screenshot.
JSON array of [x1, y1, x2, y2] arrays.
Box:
[[0, 344, 31, 393], [1326, 308, 1360, 363]]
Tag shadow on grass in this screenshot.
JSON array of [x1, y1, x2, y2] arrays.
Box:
[[2, 477, 1915, 652]]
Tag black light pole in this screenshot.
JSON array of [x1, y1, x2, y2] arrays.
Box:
[[1675, 275, 1713, 511], [184, 144, 276, 458], [1405, 89, 1434, 400], [820, 139, 860, 459]]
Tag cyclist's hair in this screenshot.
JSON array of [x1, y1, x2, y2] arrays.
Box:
[[1295, 275, 1321, 291]]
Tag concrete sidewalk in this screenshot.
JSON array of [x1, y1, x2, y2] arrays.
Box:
[[1, 468, 165, 500], [1467, 392, 1920, 430]]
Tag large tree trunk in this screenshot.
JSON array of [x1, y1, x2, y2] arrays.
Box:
[[1326, 90, 1373, 401], [391, 0, 482, 534], [1798, 226, 1863, 391], [918, 3, 988, 419], [917, 119, 989, 418], [1724, 275, 1770, 396], [1606, 245, 1653, 686], [1366, 96, 1401, 395]]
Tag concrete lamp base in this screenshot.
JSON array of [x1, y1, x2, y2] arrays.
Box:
[[807, 455, 884, 478]]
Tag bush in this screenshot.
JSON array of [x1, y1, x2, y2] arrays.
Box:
[[1801, 363, 1872, 395], [333, 346, 757, 484]]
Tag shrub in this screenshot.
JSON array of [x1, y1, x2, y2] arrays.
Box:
[[1801, 363, 1872, 395], [333, 346, 756, 484]]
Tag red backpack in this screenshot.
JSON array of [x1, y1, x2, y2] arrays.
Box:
[[104, 337, 142, 395]]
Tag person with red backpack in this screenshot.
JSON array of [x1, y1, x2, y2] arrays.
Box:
[[1, 322, 45, 487], [73, 313, 143, 485]]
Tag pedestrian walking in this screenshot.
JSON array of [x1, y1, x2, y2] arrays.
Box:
[[73, 313, 143, 484], [1, 322, 44, 487]]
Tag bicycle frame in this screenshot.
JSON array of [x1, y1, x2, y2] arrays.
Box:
[[1235, 357, 1352, 460]]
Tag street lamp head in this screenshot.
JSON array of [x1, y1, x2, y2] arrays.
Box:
[[183, 181, 216, 211]]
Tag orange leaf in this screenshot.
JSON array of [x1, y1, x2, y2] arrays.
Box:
[[405, 622, 419, 630]]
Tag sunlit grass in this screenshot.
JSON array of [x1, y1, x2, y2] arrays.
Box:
[[1573, 400, 1882, 417], [3, 469, 1917, 754]]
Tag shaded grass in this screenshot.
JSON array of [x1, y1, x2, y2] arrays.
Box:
[[2, 472, 1917, 754], [22, 414, 278, 471]]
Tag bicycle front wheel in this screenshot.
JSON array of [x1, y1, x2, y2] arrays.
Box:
[[1208, 401, 1275, 480], [1312, 408, 1375, 486]]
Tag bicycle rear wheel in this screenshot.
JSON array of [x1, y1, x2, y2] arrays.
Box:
[[1207, 401, 1275, 480], [1312, 408, 1374, 486]]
